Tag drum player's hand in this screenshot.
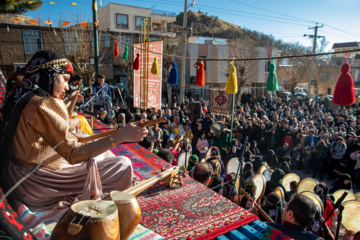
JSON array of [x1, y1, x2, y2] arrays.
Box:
[[121, 121, 148, 142], [246, 197, 256, 209]]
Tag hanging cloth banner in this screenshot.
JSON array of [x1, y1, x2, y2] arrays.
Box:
[[266, 55, 279, 92]]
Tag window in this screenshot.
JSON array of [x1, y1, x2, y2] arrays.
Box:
[[153, 23, 162, 32], [118, 35, 132, 54], [135, 16, 150, 30], [63, 32, 79, 54], [265, 60, 271, 72], [22, 29, 43, 54], [116, 14, 128, 29], [100, 33, 110, 48]]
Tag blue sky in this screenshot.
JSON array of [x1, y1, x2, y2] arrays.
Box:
[[25, 0, 360, 51]]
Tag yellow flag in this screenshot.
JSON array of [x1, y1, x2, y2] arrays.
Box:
[[50, 2, 57, 4], [71, 2, 78, 5], [28, 1, 35, 4]]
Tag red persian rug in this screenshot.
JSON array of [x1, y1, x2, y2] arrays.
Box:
[[137, 176, 258, 240]]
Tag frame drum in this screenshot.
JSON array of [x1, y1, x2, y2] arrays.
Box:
[[273, 186, 285, 204], [296, 177, 319, 193], [257, 164, 269, 174], [282, 173, 300, 192], [263, 169, 273, 182], [333, 189, 357, 204], [356, 192, 360, 201], [300, 191, 324, 216], [252, 174, 266, 201], [177, 152, 191, 168], [341, 200, 360, 234], [226, 158, 243, 175], [210, 121, 225, 135], [50, 200, 119, 240]]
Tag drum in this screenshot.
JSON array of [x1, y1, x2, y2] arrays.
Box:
[[300, 191, 324, 215], [210, 121, 225, 135], [282, 173, 300, 192], [229, 173, 240, 190], [226, 158, 243, 175], [257, 164, 269, 175], [273, 186, 285, 204], [341, 200, 360, 234], [296, 177, 319, 193], [50, 200, 119, 240], [332, 189, 357, 204], [356, 192, 360, 201], [110, 191, 141, 240], [177, 152, 191, 168], [263, 169, 273, 182], [252, 174, 266, 201]]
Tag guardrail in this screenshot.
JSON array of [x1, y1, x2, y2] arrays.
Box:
[[152, 9, 176, 16]]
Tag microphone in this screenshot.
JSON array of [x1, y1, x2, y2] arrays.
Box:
[[74, 106, 99, 118]]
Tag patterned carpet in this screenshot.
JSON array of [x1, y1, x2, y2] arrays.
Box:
[[93, 118, 258, 239]]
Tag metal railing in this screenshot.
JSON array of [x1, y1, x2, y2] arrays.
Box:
[[152, 9, 176, 16]]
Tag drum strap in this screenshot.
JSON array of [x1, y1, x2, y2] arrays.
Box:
[[67, 213, 91, 235]]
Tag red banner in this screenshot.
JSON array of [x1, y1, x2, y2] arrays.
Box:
[[133, 41, 163, 110]]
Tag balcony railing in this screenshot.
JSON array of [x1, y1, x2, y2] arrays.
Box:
[[152, 9, 176, 16]]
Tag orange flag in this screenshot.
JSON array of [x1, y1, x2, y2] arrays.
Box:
[[11, 18, 19, 22], [30, 20, 37, 24], [45, 20, 53, 25], [80, 22, 87, 27], [63, 21, 70, 26]]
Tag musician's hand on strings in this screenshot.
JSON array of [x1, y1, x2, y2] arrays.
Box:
[[120, 121, 148, 142], [246, 197, 257, 209]]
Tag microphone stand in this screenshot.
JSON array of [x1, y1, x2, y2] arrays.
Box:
[[234, 136, 248, 206], [318, 191, 348, 240]]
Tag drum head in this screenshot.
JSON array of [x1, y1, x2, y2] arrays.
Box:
[[252, 174, 266, 200], [342, 200, 360, 234], [263, 169, 273, 182], [296, 177, 319, 193], [300, 191, 324, 216], [71, 200, 117, 219], [282, 173, 300, 192], [333, 189, 357, 204], [226, 158, 242, 175], [258, 164, 269, 174], [210, 122, 225, 135], [229, 173, 240, 190], [273, 186, 285, 204], [356, 192, 360, 201], [177, 153, 191, 167]]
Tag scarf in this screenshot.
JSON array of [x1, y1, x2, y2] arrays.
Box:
[[0, 50, 73, 154]]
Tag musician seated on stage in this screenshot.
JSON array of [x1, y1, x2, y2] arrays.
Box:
[[0, 50, 148, 209], [268, 193, 324, 240], [67, 74, 83, 94]]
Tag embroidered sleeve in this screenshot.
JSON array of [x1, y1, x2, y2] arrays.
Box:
[[33, 97, 90, 164]]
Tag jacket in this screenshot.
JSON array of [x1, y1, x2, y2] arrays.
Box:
[[304, 135, 320, 148], [268, 222, 324, 240]]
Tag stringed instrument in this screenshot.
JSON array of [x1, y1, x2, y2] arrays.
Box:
[[110, 166, 184, 240], [50, 166, 185, 240], [77, 117, 166, 143], [68, 82, 82, 116]]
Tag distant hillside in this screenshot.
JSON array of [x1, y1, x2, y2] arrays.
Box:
[[169, 11, 311, 55]]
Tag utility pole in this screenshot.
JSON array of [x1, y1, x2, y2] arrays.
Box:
[[304, 22, 323, 99], [180, 0, 188, 104], [92, 0, 99, 79]]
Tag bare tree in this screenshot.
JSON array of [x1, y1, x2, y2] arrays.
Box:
[[45, 24, 112, 86]]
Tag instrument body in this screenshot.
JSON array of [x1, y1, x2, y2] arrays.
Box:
[[300, 191, 324, 215], [257, 164, 269, 175], [110, 192, 141, 240], [296, 177, 319, 193], [252, 174, 266, 202], [226, 158, 243, 175], [210, 121, 225, 135], [177, 152, 191, 168], [332, 189, 357, 204], [273, 186, 285, 204], [282, 173, 300, 192], [341, 200, 360, 234], [50, 200, 120, 240]]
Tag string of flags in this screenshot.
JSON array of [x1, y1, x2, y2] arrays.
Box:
[[5, 0, 90, 5], [10, 18, 98, 26]]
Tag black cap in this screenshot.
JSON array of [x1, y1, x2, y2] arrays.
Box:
[[98, 74, 105, 79]]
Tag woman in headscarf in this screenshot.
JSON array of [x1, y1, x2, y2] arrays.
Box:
[[0, 50, 147, 209], [329, 174, 353, 193], [268, 168, 289, 202], [261, 192, 283, 224], [314, 182, 335, 235], [242, 162, 254, 186], [265, 149, 279, 169], [239, 179, 257, 211]]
